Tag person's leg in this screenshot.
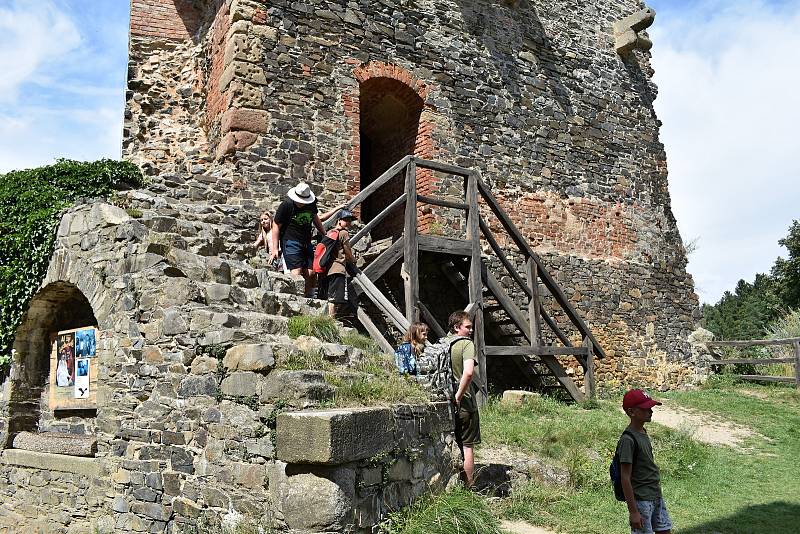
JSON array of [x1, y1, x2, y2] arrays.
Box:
[[462, 445, 475, 487], [652, 498, 673, 534], [631, 500, 656, 534]]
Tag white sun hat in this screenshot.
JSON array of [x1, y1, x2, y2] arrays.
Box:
[[287, 182, 316, 204]]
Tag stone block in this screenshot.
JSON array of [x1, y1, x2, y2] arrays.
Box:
[[0, 450, 100, 477], [130, 502, 172, 522], [178, 375, 217, 397], [276, 407, 393, 464], [161, 308, 188, 336], [221, 371, 261, 397], [190, 356, 218, 375], [223, 344, 275, 373], [12, 431, 97, 457], [88, 203, 130, 228], [221, 108, 270, 134], [281, 469, 355, 532], [501, 390, 541, 406], [220, 61, 267, 92], [261, 370, 334, 402], [172, 497, 201, 519]]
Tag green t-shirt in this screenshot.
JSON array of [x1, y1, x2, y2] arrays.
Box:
[[449, 338, 480, 412], [617, 427, 662, 501]]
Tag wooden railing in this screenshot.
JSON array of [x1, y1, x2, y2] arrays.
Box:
[[708, 338, 800, 388], [330, 155, 605, 401]]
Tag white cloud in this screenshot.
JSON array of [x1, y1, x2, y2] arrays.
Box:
[[651, 0, 800, 304], [0, 1, 82, 101]]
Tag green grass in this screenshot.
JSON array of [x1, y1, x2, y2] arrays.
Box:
[[477, 381, 800, 533], [287, 314, 341, 342], [379, 486, 503, 534]]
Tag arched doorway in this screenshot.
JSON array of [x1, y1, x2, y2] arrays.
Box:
[[3, 282, 98, 447], [359, 77, 424, 240]]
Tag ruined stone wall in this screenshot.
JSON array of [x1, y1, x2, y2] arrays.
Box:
[[123, 0, 700, 389]]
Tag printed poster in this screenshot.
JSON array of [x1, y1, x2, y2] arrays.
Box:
[[75, 328, 96, 358], [75, 358, 90, 398], [56, 332, 75, 388]]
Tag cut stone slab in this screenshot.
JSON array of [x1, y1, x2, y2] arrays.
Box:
[[1, 449, 100, 476], [276, 407, 393, 465], [223, 343, 275, 372], [502, 390, 541, 406], [12, 431, 97, 457]]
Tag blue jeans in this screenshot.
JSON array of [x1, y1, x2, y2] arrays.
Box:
[[632, 498, 673, 534], [282, 239, 313, 270]]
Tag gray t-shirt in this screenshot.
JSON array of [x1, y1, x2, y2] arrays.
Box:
[[617, 427, 662, 501]]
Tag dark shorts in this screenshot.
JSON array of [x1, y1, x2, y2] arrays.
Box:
[[455, 407, 481, 447], [322, 273, 356, 308], [283, 239, 313, 270]]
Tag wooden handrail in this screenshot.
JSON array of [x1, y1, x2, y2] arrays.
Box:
[[350, 195, 405, 246], [417, 194, 469, 210], [708, 338, 800, 347]]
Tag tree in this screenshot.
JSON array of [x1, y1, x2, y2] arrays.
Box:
[[702, 273, 782, 340], [771, 220, 800, 309]]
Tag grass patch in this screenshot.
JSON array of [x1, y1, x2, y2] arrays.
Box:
[[379, 487, 503, 534], [479, 382, 800, 533], [326, 372, 428, 406], [341, 331, 379, 351], [287, 315, 341, 342], [280, 349, 332, 371]]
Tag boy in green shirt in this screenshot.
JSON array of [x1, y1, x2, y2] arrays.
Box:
[[618, 389, 673, 534]]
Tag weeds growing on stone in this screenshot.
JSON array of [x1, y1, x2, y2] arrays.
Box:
[[279, 349, 332, 371], [378, 486, 503, 534], [287, 315, 340, 342]]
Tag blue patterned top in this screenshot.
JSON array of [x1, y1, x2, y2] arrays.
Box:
[[394, 342, 418, 375]]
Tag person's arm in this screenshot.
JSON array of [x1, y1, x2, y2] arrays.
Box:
[[313, 213, 325, 236], [620, 461, 642, 530], [270, 221, 281, 260], [454, 357, 475, 406], [254, 228, 265, 249], [319, 203, 346, 222], [342, 234, 355, 263]]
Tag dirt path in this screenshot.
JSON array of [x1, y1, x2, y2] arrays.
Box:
[[650, 404, 758, 448], [501, 519, 558, 534]]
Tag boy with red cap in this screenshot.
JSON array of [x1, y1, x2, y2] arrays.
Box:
[[617, 389, 673, 534]]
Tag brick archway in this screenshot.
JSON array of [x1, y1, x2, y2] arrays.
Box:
[[344, 61, 437, 238]]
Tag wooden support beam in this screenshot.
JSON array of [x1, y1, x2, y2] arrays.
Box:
[[794, 341, 800, 389], [708, 337, 800, 347], [735, 375, 797, 384], [708, 357, 796, 366], [344, 156, 411, 211], [476, 176, 607, 360], [526, 258, 541, 347], [362, 237, 404, 282], [439, 262, 470, 300], [584, 337, 596, 400], [418, 301, 446, 339], [356, 307, 395, 355], [417, 194, 469, 211], [413, 157, 472, 177], [466, 171, 486, 406], [351, 268, 410, 332], [350, 195, 405, 246], [486, 345, 589, 356], [540, 308, 574, 349], [418, 235, 473, 256], [403, 160, 419, 323], [479, 217, 531, 298]]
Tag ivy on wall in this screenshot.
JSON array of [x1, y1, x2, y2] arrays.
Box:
[[0, 159, 144, 368]]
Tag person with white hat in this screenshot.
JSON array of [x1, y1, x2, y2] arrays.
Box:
[[270, 182, 326, 296]]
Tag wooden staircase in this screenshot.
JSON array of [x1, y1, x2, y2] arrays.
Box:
[[328, 156, 605, 402]]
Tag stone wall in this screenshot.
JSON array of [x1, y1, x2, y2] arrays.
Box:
[[122, 0, 702, 391], [0, 199, 459, 533]]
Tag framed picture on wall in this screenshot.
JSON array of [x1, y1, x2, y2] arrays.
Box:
[[49, 326, 98, 410]]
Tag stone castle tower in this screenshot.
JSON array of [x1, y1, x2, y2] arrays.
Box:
[[125, 0, 701, 386]]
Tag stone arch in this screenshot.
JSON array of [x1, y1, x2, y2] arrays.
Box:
[[1, 250, 117, 448], [345, 61, 437, 240]]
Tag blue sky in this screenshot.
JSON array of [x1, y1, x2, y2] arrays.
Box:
[[1, 0, 799, 306]]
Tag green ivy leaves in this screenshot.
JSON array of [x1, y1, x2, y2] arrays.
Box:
[[0, 159, 144, 367]]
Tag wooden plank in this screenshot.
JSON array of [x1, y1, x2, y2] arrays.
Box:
[[540, 307, 574, 348], [356, 307, 395, 355], [351, 269, 410, 332], [350, 195, 405, 246], [526, 258, 541, 347], [345, 156, 411, 212], [413, 157, 472, 177], [417, 194, 469, 211], [479, 216, 531, 298], [794, 341, 800, 389], [584, 337, 596, 400], [362, 237, 404, 282], [418, 235, 472, 256], [418, 301, 446, 339], [439, 262, 470, 299], [709, 337, 800, 347], [466, 170, 486, 406], [735, 375, 796, 384], [475, 176, 607, 360], [482, 267, 584, 401], [708, 357, 796, 366], [485, 345, 588, 356], [403, 160, 419, 323]]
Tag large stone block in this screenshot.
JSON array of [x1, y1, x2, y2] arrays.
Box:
[[12, 431, 97, 457], [281, 469, 355, 531], [221, 108, 270, 134], [276, 408, 393, 464], [223, 344, 275, 373]]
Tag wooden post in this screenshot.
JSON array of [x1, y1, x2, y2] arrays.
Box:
[[525, 258, 541, 347], [584, 336, 596, 400], [402, 159, 419, 324], [794, 341, 800, 390], [466, 171, 486, 406]]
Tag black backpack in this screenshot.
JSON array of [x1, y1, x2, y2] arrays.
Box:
[[312, 229, 340, 274], [610, 429, 639, 501]]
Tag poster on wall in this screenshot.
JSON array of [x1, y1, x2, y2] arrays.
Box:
[[49, 326, 98, 410]]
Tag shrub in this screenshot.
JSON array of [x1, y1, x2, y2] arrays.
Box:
[[0, 159, 144, 366]]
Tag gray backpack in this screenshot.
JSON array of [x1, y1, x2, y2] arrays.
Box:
[[416, 336, 470, 401]]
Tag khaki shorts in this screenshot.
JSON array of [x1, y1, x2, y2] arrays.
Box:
[[455, 407, 481, 446]]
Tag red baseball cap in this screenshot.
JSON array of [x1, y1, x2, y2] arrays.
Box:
[[622, 389, 662, 410]]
